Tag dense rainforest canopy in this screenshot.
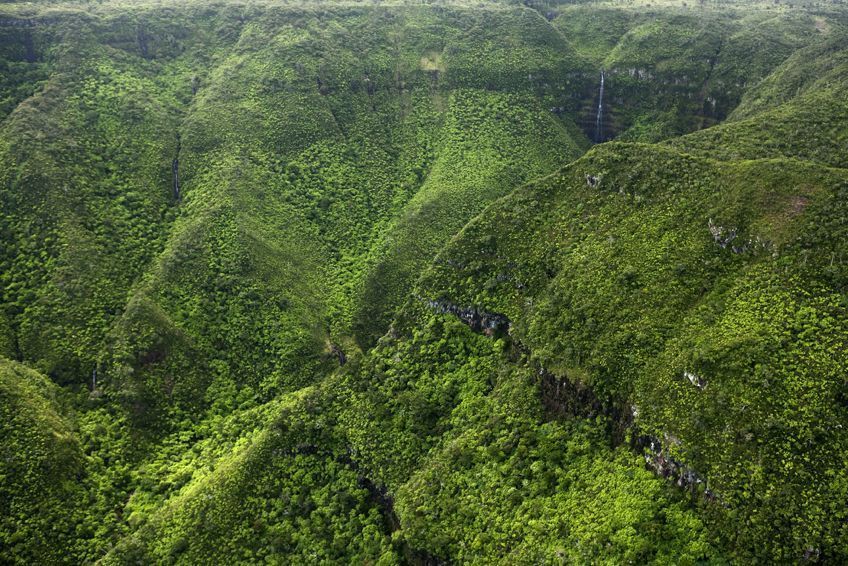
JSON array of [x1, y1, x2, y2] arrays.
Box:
[[1, 0, 848, 563]]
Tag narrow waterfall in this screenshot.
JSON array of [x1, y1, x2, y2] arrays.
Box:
[[594, 69, 605, 142], [172, 158, 181, 200]]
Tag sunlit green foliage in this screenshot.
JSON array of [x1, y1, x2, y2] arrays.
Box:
[[2, 0, 848, 563], [409, 141, 848, 560], [0, 358, 81, 564]]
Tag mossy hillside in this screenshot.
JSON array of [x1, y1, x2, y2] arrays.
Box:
[[0, 2, 593, 418], [715, 14, 846, 120], [668, 28, 848, 168], [173, 2, 596, 345], [395, 415, 719, 564], [1, 0, 834, 400], [0, 2, 595, 562], [636, 268, 848, 562], [0, 358, 82, 564], [0, 53, 181, 383], [0, 19, 50, 119], [104, 387, 399, 565], [100, 3, 597, 428], [329, 299, 722, 563], [398, 140, 848, 561], [354, 88, 589, 348], [553, 5, 827, 141], [0, 4, 242, 384], [105, 161, 332, 422], [670, 85, 848, 169], [104, 28, 848, 558], [1, 0, 848, 564]]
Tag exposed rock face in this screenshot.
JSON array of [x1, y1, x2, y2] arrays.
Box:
[[172, 158, 180, 200], [422, 296, 727, 519], [330, 344, 347, 366], [537, 366, 606, 421], [22, 31, 35, 63], [137, 25, 149, 59], [620, 67, 655, 81], [424, 296, 718, 502], [425, 296, 630, 439], [0, 18, 60, 27], [708, 217, 738, 249], [683, 370, 707, 389], [708, 218, 770, 254], [425, 299, 510, 336], [635, 433, 716, 500]]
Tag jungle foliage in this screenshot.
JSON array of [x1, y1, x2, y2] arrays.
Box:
[[2, 0, 848, 563]]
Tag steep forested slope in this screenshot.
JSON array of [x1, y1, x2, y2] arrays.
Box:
[[384, 144, 848, 562], [1, 0, 848, 564]]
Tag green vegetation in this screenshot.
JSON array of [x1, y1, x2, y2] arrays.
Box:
[[409, 143, 848, 561], [2, 0, 848, 563], [0, 359, 81, 564]]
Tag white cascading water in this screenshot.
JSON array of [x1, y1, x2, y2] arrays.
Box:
[[595, 69, 605, 142]]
